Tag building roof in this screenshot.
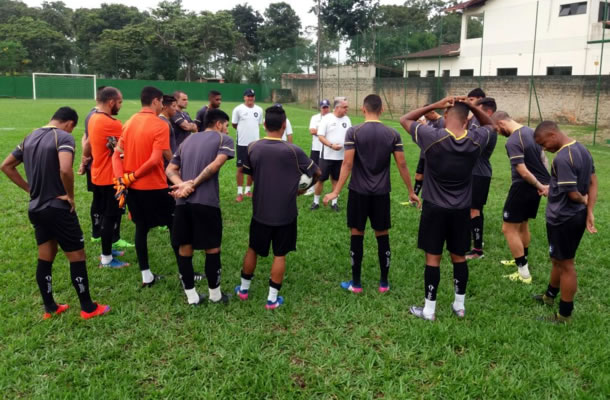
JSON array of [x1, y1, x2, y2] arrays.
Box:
[[395, 43, 461, 60], [445, 0, 487, 12]]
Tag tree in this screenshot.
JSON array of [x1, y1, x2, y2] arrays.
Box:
[[0, 0, 38, 24], [91, 24, 151, 79], [39, 1, 73, 38], [0, 40, 28, 74], [230, 4, 263, 53], [319, 0, 377, 40]]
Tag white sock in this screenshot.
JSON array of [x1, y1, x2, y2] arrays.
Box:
[[453, 294, 465, 311], [313, 195, 320, 204], [185, 288, 200, 304], [237, 186, 243, 195], [101, 254, 113, 265], [268, 286, 279, 303], [240, 277, 251, 291], [245, 186, 251, 193], [209, 287, 221, 302], [423, 299, 436, 316], [331, 198, 337, 206], [141, 269, 154, 284], [518, 263, 531, 278]]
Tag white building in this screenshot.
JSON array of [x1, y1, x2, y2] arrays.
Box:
[[400, 0, 610, 77]]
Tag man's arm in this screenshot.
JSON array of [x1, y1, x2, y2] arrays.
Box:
[[287, 135, 293, 144], [135, 149, 164, 178], [192, 154, 229, 187], [163, 149, 173, 161], [178, 120, 197, 132], [78, 136, 92, 175], [458, 97, 493, 127], [399, 97, 454, 133], [1, 154, 29, 192], [393, 150, 420, 207], [112, 138, 124, 177], [587, 173, 598, 233], [515, 163, 548, 195], [309, 128, 317, 136], [323, 149, 354, 205], [58, 151, 76, 211]]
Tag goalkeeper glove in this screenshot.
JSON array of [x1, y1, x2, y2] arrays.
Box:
[[120, 172, 137, 187], [113, 178, 127, 208]]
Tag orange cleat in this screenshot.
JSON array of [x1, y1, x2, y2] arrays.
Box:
[[80, 303, 110, 320], [43, 303, 69, 320], [235, 194, 244, 202]]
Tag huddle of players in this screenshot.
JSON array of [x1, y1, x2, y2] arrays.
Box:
[[0, 85, 596, 323]]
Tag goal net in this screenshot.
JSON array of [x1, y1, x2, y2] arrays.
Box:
[[32, 73, 96, 100]]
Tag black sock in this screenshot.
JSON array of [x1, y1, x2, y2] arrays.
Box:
[[269, 279, 282, 291], [91, 208, 101, 239], [515, 255, 527, 268], [524, 247, 529, 261], [112, 216, 122, 243], [177, 255, 195, 290], [205, 252, 221, 290], [70, 261, 96, 313], [414, 179, 423, 196], [453, 261, 469, 295], [559, 300, 574, 318], [350, 235, 364, 287], [545, 284, 559, 298], [376, 235, 390, 286], [241, 271, 254, 280], [135, 223, 150, 271], [36, 259, 56, 312], [101, 215, 118, 256], [471, 216, 483, 249], [424, 265, 440, 301]]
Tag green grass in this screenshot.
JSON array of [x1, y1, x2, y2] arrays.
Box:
[[1, 98, 609, 398]]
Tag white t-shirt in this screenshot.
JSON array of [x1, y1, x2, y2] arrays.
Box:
[[232, 104, 263, 146], [281, 119, 293, 142], [318, 113, 351, 160], [309, 113, 323, 151]]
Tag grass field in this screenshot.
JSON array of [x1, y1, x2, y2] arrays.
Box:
[[0, 98, 609, 399]]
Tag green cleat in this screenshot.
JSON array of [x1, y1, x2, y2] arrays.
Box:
[[90, 237, 101, 243], [112, 238, 135, 248], [532, 293, 555, 306], [500, 259, 516, 267], [503, 271, 532, 284]]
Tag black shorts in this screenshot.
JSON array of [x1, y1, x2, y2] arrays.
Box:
[[236, 145, 248, 167], [416, 154, 425, 175], [92, 184, 123, 217], [547, 210, 587, 261], [471, 175, 491, 210], [320, 159, 342, 181], [249, 218, 297, 257], [28, 207, 84, 252], [127, 188, 174, 229], [347, 190, 391, 231], [503, 182, 541, 223], [418, 201, 470, 256], [310, 150, 320, 166], [172, 203, 222, 250]]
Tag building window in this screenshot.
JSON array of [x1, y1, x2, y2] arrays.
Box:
[[466, 14, 484, 39], [426, 70, 435, 77], [407, 70, 421, 77], [547, 66, 572, 75], [497, 68, 518, 76], [559, 2, 587, 17], [460, 69, 474, 77], [443, 70, 450, 77], [600, 2, 610, 22]]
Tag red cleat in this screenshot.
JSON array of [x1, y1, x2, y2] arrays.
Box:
[[43, 303, 69, 320], [235, 194, 244, 202], [245, 192, 253, 198], [80, 303, 110, 320]]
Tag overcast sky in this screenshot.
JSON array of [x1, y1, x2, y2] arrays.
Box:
[[22, 0, 408, 31]]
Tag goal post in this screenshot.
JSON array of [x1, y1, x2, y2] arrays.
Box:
[[32, 73, 97, 100]]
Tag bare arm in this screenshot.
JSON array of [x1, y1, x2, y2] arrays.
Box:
[[400, 97, 454, 133], [192, 154, 229, 187], [318, 135, 342, 151], [287, 135, 293, 144], [393, 151, 420, 207], [309, 128, 317, 136], [165, 162, 183, 185], [587, 173, 598, 233], [232, 123, 238, 130], [515, 163, 548, 195], [1, 154, 29, 192], [567, 191, 587, 204], [163, 149, 173, 161], [58, 151, 75, 211], [323, 149, 354, 205]]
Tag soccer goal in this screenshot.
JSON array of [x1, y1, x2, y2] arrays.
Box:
[[32, 73, 97, 100]]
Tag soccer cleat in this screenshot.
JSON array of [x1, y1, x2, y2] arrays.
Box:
[[194, 272, 205, 282], [501, 259, 516, 267], [409, 306, 435, 321], [111, 249, 125, 257], [235, 194, 244, 203], [330, 204, 340, 212], [265, 296, 284, 310], [156, 226, 168, 232], [190, 293, 207, 306], [538, 313, 571, 325], [112, 238, 134, 248], [465, 249, 484, 260], [532, 293, 555, 306], [304, 187, 315, 196], [210, 292, 231, 305], [310, 202, 320, 211], [234, 285, 249, 300], [90, 237, 101, 243], [43, 303, 69, 320], [141, 274, 164, 288], [503, 271, 532, 284], [340, 281, 363, 293], [379, 283, 390, 293], [245, 192, 253, 198], [99, 258, 129, 269], [80, 303, 110, 320], [452, 304, 466, 318]]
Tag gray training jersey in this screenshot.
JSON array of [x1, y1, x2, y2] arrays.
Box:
[[344, 121, 403, 195], [170, 130, 235, 208], [11, 126, 75, 212], [505, 126, 550, 185], [546, 141, 594, 226], [471, 124, 497, 177]]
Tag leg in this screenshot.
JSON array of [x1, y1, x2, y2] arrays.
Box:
[[112, 215, 121, 244], [519, 221, 531, 258], [450, 252, 468, 314], [470, 208, 483, 251], [36, 241, 59, 312], [237, 248, 257, 297], [502, 221, 526, 261], [204, 247, 222, 301], [64, 248, 96, 313], [100, 215, 119, 262], [312, 180, 324, 208], [420, 253, 441, 318], [375, 230, 390, 288], [556, 258, 577, 318], [346, 228, 364, 290], [267, 256, 286, 306], [236, 166, 244, 199], [135, 222, 154, 283]]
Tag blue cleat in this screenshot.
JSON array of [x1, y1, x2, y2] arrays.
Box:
[[99, 258, 129, 269], [340, 280, 362, 293], [265, 296, 284, 310]]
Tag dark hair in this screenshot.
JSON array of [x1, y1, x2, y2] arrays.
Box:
[[162, 95, 176, 106], [205, 109, 230, 129], [477, 97, 497, 113], [468, 88, 486, 98], [97, 86, 121, 103], [52, 106, 79, 126], [534, 121, 560, 139], [363, 94, 382, 113], [96, 86, 107, 92], [173, 90, 186, 100], [141, 86, 163, 106], [492, 110, 511, 122], [447, 102, 469, 123], [265, 105, 286, 132], [208, 90, 221, 99]]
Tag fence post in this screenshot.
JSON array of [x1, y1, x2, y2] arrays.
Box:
[[528, 0, 540, 126], [593, 0, 608, 145], [437, 14, 443, 100], [479, 12, 485, 86]]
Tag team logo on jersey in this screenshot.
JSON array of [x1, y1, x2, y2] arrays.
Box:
[[549, 245, 553, 255], [254, 112, 259, 118], [342, 122, 347, 128], [503, 211, 509, 219]]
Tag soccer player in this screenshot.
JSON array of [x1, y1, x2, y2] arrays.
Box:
[[531, 121, 597, 324], [88, 87, 129, 268], [1, 107, 110, 320], [413, 107, 444, 198], [166, 109, 235, 305], [171, 90, 198, 149], [400, 96, 495, 321], [281, 118, 294, 143], [158, 95, 178, 156], [306, 99, 331, 196], [466, 97, 498, 260], [466, 88, 486, 130], [234, 105, 320, 309], [492, 111, 550, 284], [232, 88, 263, 202], [195, 90, 222, 132], [323, 94, 420, 293], [112, 86, 178, 287], [312, 98, 351, 211]]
